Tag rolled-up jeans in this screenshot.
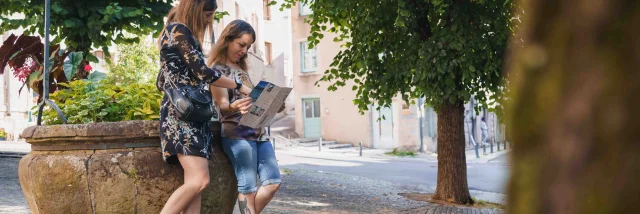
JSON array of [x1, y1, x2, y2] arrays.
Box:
[[221, 137, 282, 194]]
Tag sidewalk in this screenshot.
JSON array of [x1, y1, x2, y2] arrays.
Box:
[[0, 138, 511, 164], [272, 139, 509, 205], [272, 137, 510, 164], [0, 141, 30, 158]]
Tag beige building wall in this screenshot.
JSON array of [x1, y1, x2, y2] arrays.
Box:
[[208, 0, 289, 89], [396, 100, 421, 150], [290, 3, 371, 146]]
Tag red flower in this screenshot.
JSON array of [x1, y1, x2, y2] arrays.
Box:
[[13, 58, 38, 83], [84, 64, 93, 72]]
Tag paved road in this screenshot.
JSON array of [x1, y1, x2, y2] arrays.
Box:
[[1, 155, 503, 214], [277, 152, 510, 194], [0, 157, 29, 214], [488, 153, 509, 163]]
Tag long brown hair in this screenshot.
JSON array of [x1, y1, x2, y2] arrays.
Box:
[[159, 0, 217, 48], [206, 20, 256, 71]]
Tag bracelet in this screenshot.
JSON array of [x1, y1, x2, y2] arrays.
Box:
[[228, 102, 237, 112]]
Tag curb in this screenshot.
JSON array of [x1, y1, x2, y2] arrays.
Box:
[[0, 151, 28, 158]]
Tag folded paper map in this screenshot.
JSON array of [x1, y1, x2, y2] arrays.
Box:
[[239, 81, 292, 129]]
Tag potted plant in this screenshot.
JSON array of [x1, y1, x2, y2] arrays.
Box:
[[0, 36, 237, 213]]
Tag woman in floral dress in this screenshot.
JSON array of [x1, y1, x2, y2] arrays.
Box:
[[155, 0, 253, 213]]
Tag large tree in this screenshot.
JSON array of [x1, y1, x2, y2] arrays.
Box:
[[507, 0, 639, 213], [278, 0, 517, 204], [0, 0, 175, 78]]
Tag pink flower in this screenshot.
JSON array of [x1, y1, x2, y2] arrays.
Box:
[[13, 58, 38, 83], [84, 64, 92, 72]]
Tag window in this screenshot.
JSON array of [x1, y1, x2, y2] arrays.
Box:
[[299, 2, 312, 16], [402, 102, 411, 115], [402, 103, 410, 110], [304, 99, 321, 118], [263, 0, 271, 20], [265, 42, 273, 65], [300, 42, 317, 72]]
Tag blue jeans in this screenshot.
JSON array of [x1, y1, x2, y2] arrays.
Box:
[[221, 138, 282, 194]]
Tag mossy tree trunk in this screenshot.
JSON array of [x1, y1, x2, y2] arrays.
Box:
[[506, 0, 640, 213]]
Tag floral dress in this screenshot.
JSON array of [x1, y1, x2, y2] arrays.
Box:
[[156, 23, 222, 164]]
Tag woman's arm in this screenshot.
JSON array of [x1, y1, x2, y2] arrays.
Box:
[[210, 85, 252, 115]]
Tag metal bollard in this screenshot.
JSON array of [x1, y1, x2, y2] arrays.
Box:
[[359, 142, 363, 157], [483, 143, 487, 155], [319, 138, 322, 151], [475, 144, 480, 158], [273, 138, 276, 151], [491, 142, 494, 153], [497, 141, 501, 151]]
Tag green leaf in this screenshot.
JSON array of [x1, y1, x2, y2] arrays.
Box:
[[8, 50, 22, 61], [88, 71, 107, 82], [64, 20, 75, 27], [469, 65, 476, 72], [395, 18, 405, 27], [399, 9, 410, 17], [64, 52, 84, 80], [27, 70, 42, 89], [86, 53, 99, 63]]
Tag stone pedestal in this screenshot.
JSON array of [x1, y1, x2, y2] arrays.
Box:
[[18, 120, 237, 214]]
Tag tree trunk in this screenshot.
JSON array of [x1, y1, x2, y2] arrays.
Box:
[[507, 0, 640, 213], [433, 101, 473, 204]]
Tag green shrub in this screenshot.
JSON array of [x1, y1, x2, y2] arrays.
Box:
[[40, 79, 162, 125], [385, 148, 416, 157]]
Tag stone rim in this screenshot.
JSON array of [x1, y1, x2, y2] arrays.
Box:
[[21, 120, 161, 151]]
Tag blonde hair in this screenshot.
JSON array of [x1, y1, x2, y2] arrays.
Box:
[[159, 0, 217, 48], [206, 20, 256, 71]]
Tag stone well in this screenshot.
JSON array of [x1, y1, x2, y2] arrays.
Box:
[[18, 120, 237, 214]]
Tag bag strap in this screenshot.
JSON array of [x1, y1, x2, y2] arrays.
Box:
[[157, 68, 179, 92]]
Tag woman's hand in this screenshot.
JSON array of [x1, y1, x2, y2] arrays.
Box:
[[230, 98, 253, 115], [239, 85, 252, 97]]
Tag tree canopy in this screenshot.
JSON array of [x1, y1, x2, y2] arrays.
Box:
[[278, 0, 517, 114], [0, 0, 175, 57], [275, 0, 518, 204]]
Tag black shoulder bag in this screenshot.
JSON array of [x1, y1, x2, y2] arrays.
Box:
[[158, 71, 215, 123]]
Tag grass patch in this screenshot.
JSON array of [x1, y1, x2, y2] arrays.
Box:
[[281, 168, 292, 175], [471, 197, 504, 209], [385, 148, 416, 157]]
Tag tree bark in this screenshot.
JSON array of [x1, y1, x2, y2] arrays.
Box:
[[433, 101, 473, 204], [507, 0, 640, 213]]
